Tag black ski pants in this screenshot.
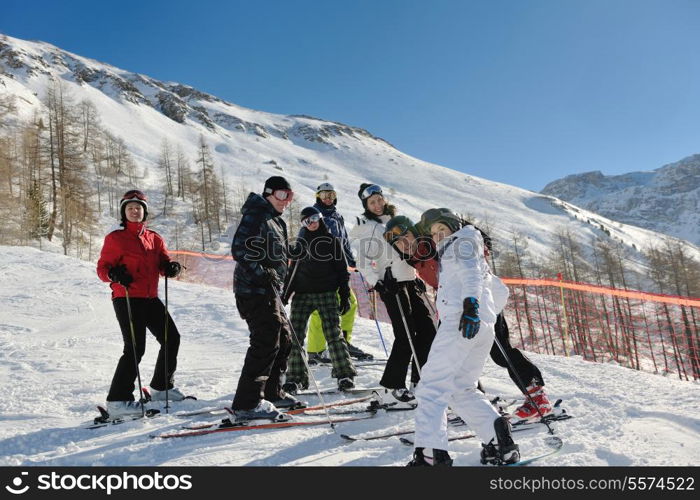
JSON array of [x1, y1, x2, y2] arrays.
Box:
[[232, 292, 292, 410], [378, 281, 437, 389], [490, 313, 545, 390], [107, 297, 180, 401]]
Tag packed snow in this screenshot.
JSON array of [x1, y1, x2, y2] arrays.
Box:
[[1, 246, 697, 466]]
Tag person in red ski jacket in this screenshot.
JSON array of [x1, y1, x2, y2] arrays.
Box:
[[96, 189, 186, 418]]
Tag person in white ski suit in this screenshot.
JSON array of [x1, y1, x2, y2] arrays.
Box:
[[409, 209, 518, 466], [349, 183, 436, 401]]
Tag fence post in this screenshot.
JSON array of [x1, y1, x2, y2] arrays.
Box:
[[557, 273, 571, 356]]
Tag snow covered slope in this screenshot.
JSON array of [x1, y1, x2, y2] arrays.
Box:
[[542, 154, 700, 246], [1, 246, 698, 466], [1, 33, 698, 281]]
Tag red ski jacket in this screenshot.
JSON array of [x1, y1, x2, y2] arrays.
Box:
[[408, 237, 439, 290], [96, 222, 172, 299]]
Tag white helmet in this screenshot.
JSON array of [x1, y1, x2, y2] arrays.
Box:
[[317, 182, 335, 193]]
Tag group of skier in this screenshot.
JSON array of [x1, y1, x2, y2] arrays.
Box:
[[96, 177, 553, 466]]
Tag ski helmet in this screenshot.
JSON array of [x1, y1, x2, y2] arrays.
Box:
[[384, 215, 418, 244], [120, 189, 149, 222], [316, 182, 337, 205], [418, 208, 463, 235], [317, 182, 335, 193]]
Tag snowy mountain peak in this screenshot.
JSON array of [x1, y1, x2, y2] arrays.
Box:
[[541, 154, 700, 245], [0, 34, 392, 151]]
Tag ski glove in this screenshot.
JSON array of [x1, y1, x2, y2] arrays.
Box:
[[108, 264, 133, 288], [165, 261, 182, 278], [264, 267, 282, 291], [459, 297, 480, 339], [338, 288, 351, 315], [375, 269, 399, 296]]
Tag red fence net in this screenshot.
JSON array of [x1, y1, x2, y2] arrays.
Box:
[[171, 251, 700, 380]]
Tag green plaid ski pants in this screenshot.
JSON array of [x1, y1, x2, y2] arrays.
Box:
[[286, 291, 356, 387]]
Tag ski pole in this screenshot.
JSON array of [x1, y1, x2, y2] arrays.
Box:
[[357, 271, 389, 357], [163, 275, 170, 414], [271, 283, 336, 431], [386, 268, 421, 379], [124, 286, 146, 418], [492, 334, 555, 435]]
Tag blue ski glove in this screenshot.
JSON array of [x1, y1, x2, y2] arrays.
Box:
[[459, 297, 480, 339]]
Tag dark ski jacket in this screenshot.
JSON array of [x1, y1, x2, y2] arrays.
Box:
[[313, 200, 356, 268], [232, 193, 289, 296], [284, 222, 350, 299]]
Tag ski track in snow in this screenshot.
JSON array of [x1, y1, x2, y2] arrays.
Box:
[[0, 246, 698, 467]]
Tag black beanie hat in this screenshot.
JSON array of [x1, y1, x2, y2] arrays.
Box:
[[300, 206, 322, 222], [263, 176, 291, 197]]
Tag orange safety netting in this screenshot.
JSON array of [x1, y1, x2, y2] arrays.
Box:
[[169, 250, 700, 380], [501, 278, 700, 381]]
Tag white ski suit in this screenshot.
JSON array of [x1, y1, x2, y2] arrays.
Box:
[[349, 214, 416, 287], [413, 225, 510, 451]]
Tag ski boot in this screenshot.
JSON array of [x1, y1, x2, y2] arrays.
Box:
[[307, 351, 331, 365], [231, 399, 290, 423], [145, 387, 189, 402], [407, 447, 453, 466], [345, 341, 373, 361], [480, 416, 520, 465], [271, 391, 306, 410], [337, 377, 355, 391], [513, 384, 552, 420]]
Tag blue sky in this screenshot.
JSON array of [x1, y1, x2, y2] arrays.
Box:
[[3, 0, 699, 191]]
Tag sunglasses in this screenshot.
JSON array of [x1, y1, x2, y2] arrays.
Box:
[[318, 190, 336, 201], [384, 224, 410, 244], [360, 184, 383, 200], [302, 214, 322, 227]]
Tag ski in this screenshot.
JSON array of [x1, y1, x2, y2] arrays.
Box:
[[85, 406, 160, 430], [151, 413, 376, 439], [296, 386, 384, 396], [398, 416, 566, 446], [341, 427, 414, 442], [182, 395, 377, 429], [447, 399, 570, 427], [399, 433, 477, 446], [315, 359, 387, 368], [505, 436, 564, 467]]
